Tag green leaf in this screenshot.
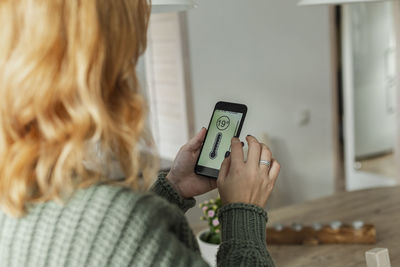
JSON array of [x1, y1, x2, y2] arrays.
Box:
[[208, 233, 221, 244]]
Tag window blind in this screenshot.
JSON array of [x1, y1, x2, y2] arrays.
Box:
[[145, 13, 192, 160]]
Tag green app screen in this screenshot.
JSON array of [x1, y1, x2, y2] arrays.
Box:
[[198, 110, 243, 170]]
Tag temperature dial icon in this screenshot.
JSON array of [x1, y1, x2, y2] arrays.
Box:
[[209, 132, 222, 159], [216, 116, 230, 131]]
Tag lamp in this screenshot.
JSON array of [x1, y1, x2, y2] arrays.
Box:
[[298, 0, 398, 5], [152, 0, 197, 13]]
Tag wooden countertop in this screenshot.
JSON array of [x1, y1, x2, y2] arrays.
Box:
[[267, 186, 400, 267]]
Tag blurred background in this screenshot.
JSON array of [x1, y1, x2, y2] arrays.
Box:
[[138, 0, 400, 230]]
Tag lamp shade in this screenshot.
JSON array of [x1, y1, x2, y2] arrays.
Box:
[[152, 0, 197, 13], [299, 0, 397, 5]]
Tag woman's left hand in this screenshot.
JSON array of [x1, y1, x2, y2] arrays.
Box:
[[166, 127, 217, 198]]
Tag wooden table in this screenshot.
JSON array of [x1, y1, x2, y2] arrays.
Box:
[[267, 186, 400, 267]]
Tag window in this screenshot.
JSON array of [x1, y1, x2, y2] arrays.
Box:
[[145, 13, 194, 161]]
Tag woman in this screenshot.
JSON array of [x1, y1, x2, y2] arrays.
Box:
[[0, 0, 280, 266]]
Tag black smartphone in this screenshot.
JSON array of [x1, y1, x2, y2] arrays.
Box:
[[194, 101, 247, 178]]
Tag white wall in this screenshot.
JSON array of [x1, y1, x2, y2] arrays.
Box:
[[185, 0, 335, 225]]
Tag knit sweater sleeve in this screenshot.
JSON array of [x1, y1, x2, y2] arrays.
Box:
[[137, 196, 275, 267], [150, 173, 275, 266], [150, 172, 196, 212], [122, 193, 209, 267], [217, 203, 275, 267]]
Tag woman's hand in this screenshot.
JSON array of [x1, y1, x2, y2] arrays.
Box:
[[217, 135, 280, 208], [166, 128, 217, 199]]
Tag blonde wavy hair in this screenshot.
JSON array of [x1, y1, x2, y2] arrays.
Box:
[[0, 0, 158, 217]]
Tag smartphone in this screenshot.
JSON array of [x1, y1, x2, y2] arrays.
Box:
[[194, 101, 247, 178]]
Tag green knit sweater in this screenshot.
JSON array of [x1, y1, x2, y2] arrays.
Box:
[[0, 173, 275, 266]]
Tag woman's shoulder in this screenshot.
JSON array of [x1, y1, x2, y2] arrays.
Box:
[[72, 182, 181, 219], [19, 183, 185, 246], [70, 184, 184, 228], [15, 182, 182, 232], [0, 183, 194, 266]]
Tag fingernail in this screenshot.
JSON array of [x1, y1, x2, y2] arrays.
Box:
[[224, 151, 231, 158], [231, 137, 239, 142], [241, 142, 244, 147]]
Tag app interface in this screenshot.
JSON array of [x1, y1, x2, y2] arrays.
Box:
[[198, 109, 243, 170]]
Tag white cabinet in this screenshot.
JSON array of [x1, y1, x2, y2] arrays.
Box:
[[342, 2, 399, 190], [351, 2, 396, 158]]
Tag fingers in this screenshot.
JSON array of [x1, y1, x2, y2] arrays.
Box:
[[218, 153, 231, 180], [259, 143, 272, 172], [269, 159, 281, 180], [246, 135, 261, 168], [187, 127, 207, 151], [230, 138, 244, 167]]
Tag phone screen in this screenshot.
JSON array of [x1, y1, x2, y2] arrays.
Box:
[[197, 109, 243, 171]]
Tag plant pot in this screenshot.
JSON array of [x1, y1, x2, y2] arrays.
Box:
[[196, 229, 220, 267]]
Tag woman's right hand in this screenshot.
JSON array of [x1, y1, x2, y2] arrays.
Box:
[[217, 135, 280, 208]]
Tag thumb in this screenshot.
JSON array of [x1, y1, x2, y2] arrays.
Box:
[[187, 127, 207, 151]]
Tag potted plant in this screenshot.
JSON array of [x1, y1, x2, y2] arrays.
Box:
[[197, 197, 222, 266]]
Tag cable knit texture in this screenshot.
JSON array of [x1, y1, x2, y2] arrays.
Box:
[[218, 203, 275, 266], [150, 171, 196, 212], [0, 173, 275, 266]]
